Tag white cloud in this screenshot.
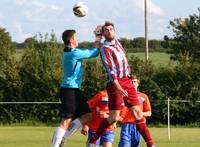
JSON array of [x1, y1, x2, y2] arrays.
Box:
[[13, 21, 33, 42], [24, 10, 43, 22], [23, 0, 64, 22], [32, 0, 63, 12], [15, 0, 27, 5], [16, 0, 62, 12], [134, 0, 165, 16], [24, 11, 32, 21]]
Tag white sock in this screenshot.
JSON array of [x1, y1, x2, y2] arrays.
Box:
[[63, 118, 82, 139], [52, 127, 66, 147]]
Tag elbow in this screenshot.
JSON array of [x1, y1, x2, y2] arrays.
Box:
[[143, 111, 152, 117], [148, 111, 152, 117]]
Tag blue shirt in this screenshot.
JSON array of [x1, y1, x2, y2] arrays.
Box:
[[61, 47, 99, 88]]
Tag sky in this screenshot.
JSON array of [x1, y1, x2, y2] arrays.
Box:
[[0, 0, 200, 43]]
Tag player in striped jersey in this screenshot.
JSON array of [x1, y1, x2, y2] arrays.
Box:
[[118, 76, 152, 147], [89, 21, 155, 147]]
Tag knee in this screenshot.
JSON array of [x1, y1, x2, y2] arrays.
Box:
[[79, 113, 92, 124], [88, 114, 92, 122], [85, 113, 92, 121], [60, 118, 72, 129]]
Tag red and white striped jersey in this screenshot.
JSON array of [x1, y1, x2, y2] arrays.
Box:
[[100, 40, 130, 82]]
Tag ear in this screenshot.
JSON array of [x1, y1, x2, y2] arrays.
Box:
[[68, 37, 74, 45], [137, 80, 140, 85]]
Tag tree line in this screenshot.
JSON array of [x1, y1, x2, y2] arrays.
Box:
[[14, 36, 167, 53]]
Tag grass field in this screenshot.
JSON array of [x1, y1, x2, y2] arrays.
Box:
[[0, 127, 200, 147], [128, 52, 173, 67]]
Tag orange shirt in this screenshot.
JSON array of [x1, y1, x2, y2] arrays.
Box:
[[87, 90, 114, 131], [120, 92, 151, 124]]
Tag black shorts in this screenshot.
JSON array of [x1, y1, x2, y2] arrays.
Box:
[[59, 87, 91, 119]]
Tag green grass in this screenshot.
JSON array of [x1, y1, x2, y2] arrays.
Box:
[[0, 127, 200, 147], [128, 52, 173, 67]]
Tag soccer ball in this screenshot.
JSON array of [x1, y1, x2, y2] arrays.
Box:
[[73, 2, 88, 17]]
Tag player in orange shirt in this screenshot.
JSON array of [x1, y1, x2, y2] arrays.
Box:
[[81, 90, 115, 147], [118, 76, 152, 147]]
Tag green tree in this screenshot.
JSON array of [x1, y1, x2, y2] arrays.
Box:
[[19, 32, 63, 102], [0, 27, 12, 101], [165, 8, 200, 63], [78, 41, 93, 49], [12, 32, 64, 122], [0, 27, 22, 123], [81, 59, 107, 98], [0, 27, 14, 75], [132, 37, 145, 48], [0, 27, 20, 101], [119, 38, 133, 49], [152, 63, 200, 125]]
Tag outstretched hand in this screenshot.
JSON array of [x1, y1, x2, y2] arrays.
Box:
[[94, 25, 103, 37]]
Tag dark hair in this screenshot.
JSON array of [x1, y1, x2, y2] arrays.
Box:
[[130, 75, 137, 80], [62, 30, 76, 45], [102, 21, 115, 33]]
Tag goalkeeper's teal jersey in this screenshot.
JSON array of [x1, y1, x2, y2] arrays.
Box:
[[61, 47, 99, 88]]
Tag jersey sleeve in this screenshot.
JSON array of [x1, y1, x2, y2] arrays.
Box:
[[142, 94, 152, 112], [73, 48, 99, 60]]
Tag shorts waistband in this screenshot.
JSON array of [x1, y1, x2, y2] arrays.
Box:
[[107, 77, 130, 86], [60, 87, 79, 90], [121, 122, 136, 124]]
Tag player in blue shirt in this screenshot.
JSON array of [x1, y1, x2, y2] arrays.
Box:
[[52, 29, 102, 147]]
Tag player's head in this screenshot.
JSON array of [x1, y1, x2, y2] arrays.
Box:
[[131, 75, 140, 90], [62, 29, 78, 47], [102, 21, 115, 41]]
